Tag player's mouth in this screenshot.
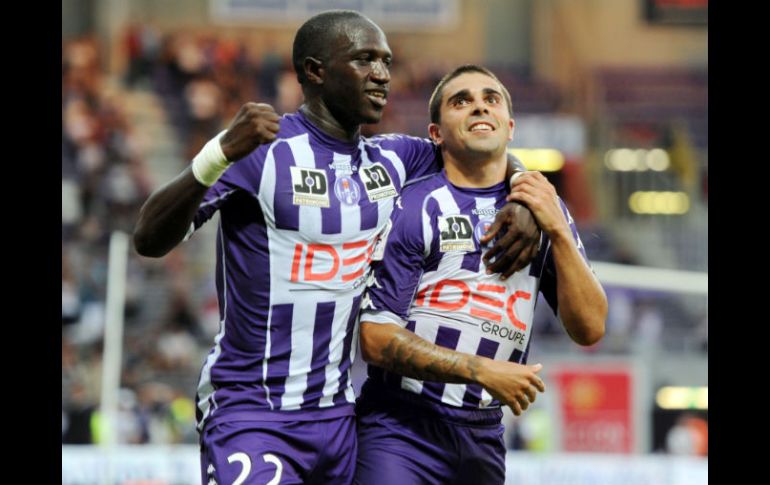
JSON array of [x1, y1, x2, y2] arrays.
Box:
[[468, 121, 496, 133], [365, 89, 388, 108]]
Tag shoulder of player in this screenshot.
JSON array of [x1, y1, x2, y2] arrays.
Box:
[[401, 172, 444, 203], [363, 132, 432, 150]]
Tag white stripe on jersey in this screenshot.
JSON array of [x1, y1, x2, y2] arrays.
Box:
[[259, 143, 280, 410], [430, 186, 466, 275], [421, 197, 433, 258], [367, 141, 407, 187], [318, 296, 354, 408], [345, 318, 359, 403], [258, 142, 278, 224], [438, 329, 476, 407], [474, 196, 497, 212], [479, 388, 494, 407], [281, 294, 317, 410], [360, 146, 394, 231], [196, 222, 228, 427], [287, 135, 323, 237], [334, 152, 362, 236], [200, 189, 238, 208]]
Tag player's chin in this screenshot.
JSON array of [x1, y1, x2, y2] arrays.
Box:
[[361, 103, 384, 123], [467, 139, 505, 155], [361, 110, 384, 124]]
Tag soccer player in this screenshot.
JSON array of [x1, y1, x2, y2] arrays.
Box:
[[354, 65, 608, 485], [134, 11, 539, 485]]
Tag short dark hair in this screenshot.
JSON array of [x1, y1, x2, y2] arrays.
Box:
[[292, 10, 373, 84], [428, 65, 513, 124]]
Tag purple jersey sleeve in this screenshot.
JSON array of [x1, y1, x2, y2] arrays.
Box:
[[370, 134, 441, 182], [539, 197, 590, 315], [361, 193, 426, 326], [191, 145, 270, 231]]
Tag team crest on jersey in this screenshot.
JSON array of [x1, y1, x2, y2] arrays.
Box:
[[334, 176, 361, 205], [290, 166, 329, 207], [359, 163, 397, 201], [474, 219, 494, 247], [438, 215, 475, 252]]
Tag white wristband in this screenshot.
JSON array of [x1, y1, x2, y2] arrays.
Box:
[[191, 130, 231, 187], [509, 170, 525, 187]]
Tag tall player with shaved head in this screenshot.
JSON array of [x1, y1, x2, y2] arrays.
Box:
[[134, 11, 539, 485]]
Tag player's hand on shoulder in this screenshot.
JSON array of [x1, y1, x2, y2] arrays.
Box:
[[481, 202, 541, 279], [220, 102, 281, 161], [507, 171, 569, 236]]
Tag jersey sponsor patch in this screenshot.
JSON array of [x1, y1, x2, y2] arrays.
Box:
[[438, 215, 475, 252], [360, 163, 397, 201], [290, 166, 329, 207]]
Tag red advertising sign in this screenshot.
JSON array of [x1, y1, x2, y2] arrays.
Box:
[[553, 366, 634, 453]]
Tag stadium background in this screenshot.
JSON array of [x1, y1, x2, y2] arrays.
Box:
[[61, 1, 707, 483]]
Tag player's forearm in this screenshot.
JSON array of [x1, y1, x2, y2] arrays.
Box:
[[133, 167, 209, 257], [549, 229, 608, 346], [360, 322, 483, 384]]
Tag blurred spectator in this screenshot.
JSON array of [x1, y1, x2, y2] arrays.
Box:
[[258, 40, 282, 100], [275, 68, 303, 115], [62, 381, 95, 444], [666, 414, 708, 457], [183, 74, 224, 158], [124, 23, 161, 89], [633, 298, 664, 352], [603, 287, 634, 352], [62, 247, 81, 325]]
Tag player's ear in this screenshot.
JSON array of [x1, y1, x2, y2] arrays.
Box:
[[507, 118, 515, 142], [429, 123, 443, 145], [304, 57, 324, 85]]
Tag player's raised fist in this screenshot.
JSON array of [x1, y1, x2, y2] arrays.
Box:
[[220, 102, 282, 162]]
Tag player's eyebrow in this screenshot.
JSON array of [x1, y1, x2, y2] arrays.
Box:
[[481, 87, 503, 99], [446, 89, 471, 106], [446, 87, 503, 106]]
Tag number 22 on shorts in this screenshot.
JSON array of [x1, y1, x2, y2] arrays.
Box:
[[227, 452, 283, 485]]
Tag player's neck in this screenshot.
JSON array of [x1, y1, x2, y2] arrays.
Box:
[[443, 152, 506, 188], [300, 103, 361, 143]]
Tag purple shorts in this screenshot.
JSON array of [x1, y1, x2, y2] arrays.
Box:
[[354, 382, 506, 485], [200, 415, 356, 485]]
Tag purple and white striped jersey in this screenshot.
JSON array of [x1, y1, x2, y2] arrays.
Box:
[[190, 111, 439, 430], [360, 170, 589, 410]]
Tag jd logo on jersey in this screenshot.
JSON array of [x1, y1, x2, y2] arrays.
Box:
[[438, 215, 475, 252], [359, 163, 397, 201], [291, 167, 329, 208]]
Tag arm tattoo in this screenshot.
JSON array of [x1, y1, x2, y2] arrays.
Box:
[[378, 328, 480, 384]]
